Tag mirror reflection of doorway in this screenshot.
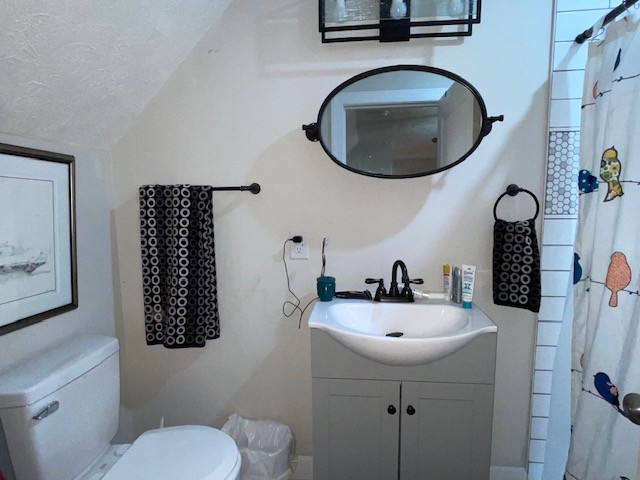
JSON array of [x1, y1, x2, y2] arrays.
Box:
[[345, 104, 439, 176]]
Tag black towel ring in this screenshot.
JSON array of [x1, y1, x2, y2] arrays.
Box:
[[493, 184, 540, 221]]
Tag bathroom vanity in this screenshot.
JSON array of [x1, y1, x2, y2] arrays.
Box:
[[309, 300, 497, 480]]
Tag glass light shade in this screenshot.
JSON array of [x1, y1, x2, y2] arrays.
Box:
[[323, 0, 479, 24]]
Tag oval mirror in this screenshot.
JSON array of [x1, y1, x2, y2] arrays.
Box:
[[303, 65, 503, 179]]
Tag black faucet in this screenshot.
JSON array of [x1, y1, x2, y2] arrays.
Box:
[[365, 260, 423, 302]]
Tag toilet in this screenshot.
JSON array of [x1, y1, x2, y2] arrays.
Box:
[[0, 335, 241, 480]]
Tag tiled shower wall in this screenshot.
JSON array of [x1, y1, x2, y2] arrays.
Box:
[[527, 1, 618, 479]]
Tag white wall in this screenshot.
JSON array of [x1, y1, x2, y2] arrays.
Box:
[[0, 132, 115, 371], [0, 0, 234, 148], [111, 0, 552, 468]]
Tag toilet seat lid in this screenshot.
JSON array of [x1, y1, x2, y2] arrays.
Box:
[[103, 425, 240, 480]]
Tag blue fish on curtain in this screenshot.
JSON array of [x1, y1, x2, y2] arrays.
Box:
[[578, 169, 599, 193], [593, 372, 624, 414]]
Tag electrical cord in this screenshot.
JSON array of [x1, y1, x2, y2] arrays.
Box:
[[282, 238, 319, 328]]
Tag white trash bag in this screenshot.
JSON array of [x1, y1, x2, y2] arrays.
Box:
[[222, 414, 297, 480]]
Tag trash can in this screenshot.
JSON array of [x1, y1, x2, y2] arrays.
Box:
[[222, 414, 297, 480]]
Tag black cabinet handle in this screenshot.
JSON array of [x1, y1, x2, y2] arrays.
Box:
[[387, 405, 397, 415], [406, 405, 416, 415]]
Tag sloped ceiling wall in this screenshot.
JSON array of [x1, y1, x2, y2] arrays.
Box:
[[0, 0, 233, 148]]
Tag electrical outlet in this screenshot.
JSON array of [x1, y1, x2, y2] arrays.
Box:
[[290, 234, 309, 260]]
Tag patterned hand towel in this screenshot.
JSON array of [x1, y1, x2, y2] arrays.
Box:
[[493, 188, 542, 312], [139, 185, 220, 348]]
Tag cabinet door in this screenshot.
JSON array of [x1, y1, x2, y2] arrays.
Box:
[[400, 382, 494, 480], [313, 379, 400, 480]]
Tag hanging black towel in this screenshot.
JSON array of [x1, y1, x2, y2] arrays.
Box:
[[492, 187, 542, 313], [138, 185, 220, 348]]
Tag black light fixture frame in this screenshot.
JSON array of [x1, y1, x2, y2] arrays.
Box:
[[319, 0, 482, 43]]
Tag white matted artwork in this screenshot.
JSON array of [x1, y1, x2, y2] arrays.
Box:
[[0, 144, 77, 334]]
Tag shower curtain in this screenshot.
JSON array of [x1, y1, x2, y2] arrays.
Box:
[[565, 14, 640, 480]]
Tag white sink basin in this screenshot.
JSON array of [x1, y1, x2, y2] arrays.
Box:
[[308, 299, 497, 366]]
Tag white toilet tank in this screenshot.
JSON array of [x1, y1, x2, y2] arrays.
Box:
[[0, 335, 120, 480]]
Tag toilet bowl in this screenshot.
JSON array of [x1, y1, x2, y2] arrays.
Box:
[[0, 336, 240, 480]]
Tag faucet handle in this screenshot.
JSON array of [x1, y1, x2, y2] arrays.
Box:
[[401, 278, 423, 299], [365, 278, 386, 301]]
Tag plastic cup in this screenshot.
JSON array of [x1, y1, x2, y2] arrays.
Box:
[[316, 276, 336, 302]]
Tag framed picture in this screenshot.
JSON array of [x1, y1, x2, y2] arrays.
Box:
[[0, 143, 77, 335]]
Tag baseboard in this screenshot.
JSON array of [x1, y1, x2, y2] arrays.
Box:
[[292, 458, 526, 480], [291, 455, 313, 480], [490, 466, 527, 480]]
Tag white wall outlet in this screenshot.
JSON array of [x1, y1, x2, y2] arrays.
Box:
[[290, 234, 309, 260]]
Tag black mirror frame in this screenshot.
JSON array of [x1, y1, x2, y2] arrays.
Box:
[[303, 64, 504, 179]]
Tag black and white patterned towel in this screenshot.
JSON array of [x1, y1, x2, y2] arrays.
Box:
[[139, 185, 220, 348], [492, 218, 541, 312]]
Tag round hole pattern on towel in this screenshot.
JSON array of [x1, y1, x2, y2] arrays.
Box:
[[139, 185, 220, 348], [493, 219, 541, 313]]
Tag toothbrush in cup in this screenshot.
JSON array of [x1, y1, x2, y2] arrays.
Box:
[[321, 237, 328, 277]]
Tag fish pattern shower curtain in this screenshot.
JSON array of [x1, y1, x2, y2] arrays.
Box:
[[566, 15, 640, 480]]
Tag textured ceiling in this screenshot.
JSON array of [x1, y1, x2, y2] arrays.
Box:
[[0, 0, 233, 148]]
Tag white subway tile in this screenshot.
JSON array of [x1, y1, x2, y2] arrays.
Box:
[[528, 462, 544, 480], [530, 417, 549, 440], [534, 370, 554, 394], [544, 213, 579, 220], [552, 70, 585, 99], [555, 10, 610, 42], [556, 0, 609, 11], [549, 127, 580, 133], [542, 219, 578, 245], [529, 439, 546, 463], [535, 346, 557, 370], [542, 246, 575, 271], [542, 271, 571, 296], [532, 394, 551, 417], [537, 322, 562, 346], [550, 99, 582, 128], [554, 41, 589, 71], [538, 297, 568, 321]]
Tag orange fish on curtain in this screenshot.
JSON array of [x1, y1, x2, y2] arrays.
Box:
[[605, 252, 631, 307], [600, 147, 624, 202]]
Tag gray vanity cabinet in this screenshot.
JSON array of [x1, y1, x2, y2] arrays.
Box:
[[312, 379, 400, 480], [311, 330, 497, 480], [399, 382, 494, 480]]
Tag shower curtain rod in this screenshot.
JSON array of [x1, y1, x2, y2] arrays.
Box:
[[575, 0, 638, 43]]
